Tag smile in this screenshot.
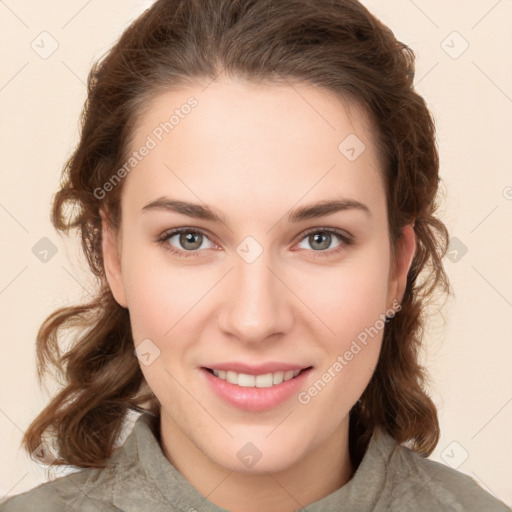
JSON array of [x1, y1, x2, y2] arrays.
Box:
[[207, 368, 303, 388], [202, 366, 313, 412]]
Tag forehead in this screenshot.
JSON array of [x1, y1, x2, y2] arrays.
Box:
[[121, 79, 385, 221]]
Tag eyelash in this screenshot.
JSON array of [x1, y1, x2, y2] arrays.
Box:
[[155, 226, 353, 259]]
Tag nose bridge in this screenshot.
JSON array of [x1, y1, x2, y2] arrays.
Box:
[[217, 240, 292, 342]]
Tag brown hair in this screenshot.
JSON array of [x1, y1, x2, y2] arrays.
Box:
[[24, 0, 450, 469]]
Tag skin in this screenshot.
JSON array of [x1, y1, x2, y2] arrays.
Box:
[[102, 77, 416, 512]]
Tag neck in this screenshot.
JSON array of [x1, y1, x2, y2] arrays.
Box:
[[159, 413, 354, 512]]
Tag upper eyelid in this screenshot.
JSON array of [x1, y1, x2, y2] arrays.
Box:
[[160, 226, 217, 245], [298, 226, 351, 239]]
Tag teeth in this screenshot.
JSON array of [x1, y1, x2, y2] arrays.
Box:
[[211, 368, 301, 387]]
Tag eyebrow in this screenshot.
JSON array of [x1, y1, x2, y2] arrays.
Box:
[[287, 198, 371, 222], [141, 196, 371, 223]]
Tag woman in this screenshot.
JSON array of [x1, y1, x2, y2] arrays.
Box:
[[1, 0, 508, 510]]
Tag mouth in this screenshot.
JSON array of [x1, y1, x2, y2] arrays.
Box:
[[203, 366, 313, 388], [201, 365, 313, 411]]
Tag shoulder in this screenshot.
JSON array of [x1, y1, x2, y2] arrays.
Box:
[[0, 413, 156, 512], [382, 436, 510, 511], [0, 465, 119, 512]]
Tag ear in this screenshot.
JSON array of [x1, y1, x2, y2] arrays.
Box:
[[100, 209, 128, 308], [387, 223, 416, 309]]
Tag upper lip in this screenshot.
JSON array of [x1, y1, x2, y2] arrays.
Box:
[[203, 362, 313, 375]]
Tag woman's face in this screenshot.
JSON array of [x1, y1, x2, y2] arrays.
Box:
[[103, 78, 415, 475]]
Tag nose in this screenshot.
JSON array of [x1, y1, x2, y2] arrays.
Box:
[[217, 247, 294, 345]]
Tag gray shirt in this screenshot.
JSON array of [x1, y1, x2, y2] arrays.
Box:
[[1, 413, 509, 511]]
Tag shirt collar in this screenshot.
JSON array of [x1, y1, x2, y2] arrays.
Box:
[[113, 412, 397, 511]]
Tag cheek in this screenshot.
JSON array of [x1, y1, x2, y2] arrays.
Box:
[[294, 246, 390, 397], [122, 263, 171, 339], [120, 241, 204, 337], [296, 262, 389, 415], [295, 247, 391, 338]]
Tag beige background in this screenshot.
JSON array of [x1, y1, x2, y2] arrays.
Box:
[[1, 0, 511, 505]]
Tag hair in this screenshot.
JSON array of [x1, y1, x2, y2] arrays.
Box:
[[24, 0, 451, 469]]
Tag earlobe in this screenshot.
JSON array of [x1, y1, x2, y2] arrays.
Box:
[[100, 210, 128, 308], [388, 223, 416, 308]]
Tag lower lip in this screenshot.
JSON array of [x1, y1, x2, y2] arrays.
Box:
[[201, 367, 313, 412]]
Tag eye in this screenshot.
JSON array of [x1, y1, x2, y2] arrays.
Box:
[[296, 228, 352, 257], [156, 227, 216, 257], [156, 226, 353, 259]]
